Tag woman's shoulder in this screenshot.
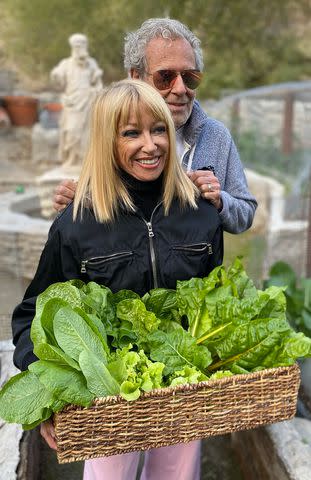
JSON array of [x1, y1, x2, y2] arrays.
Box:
[[196, 197, 222, 217], [50, 203, 94, 232], [169, 197, 221, 225]]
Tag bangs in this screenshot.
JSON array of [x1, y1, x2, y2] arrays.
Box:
[[117, 87, 168, 128]]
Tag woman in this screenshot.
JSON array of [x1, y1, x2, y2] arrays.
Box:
[[12, 79, 223, 480]]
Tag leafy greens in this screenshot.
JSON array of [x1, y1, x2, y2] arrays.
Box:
[[0, 258, 310, 428]]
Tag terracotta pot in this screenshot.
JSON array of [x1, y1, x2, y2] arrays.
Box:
[[4, 95, 38, 126], [43, 102, 63, 112]]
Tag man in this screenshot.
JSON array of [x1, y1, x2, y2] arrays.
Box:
[[54, 19, 257, 234], [51, 33, 103, 167]]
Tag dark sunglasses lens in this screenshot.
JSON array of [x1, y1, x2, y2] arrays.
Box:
[[153, 70, 177, 90], [182, 71, 203, 89], [153, 70, 203, 90]]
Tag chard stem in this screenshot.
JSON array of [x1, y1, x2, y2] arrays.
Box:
[[208, 355, 238, 371], [190, 311, 201, 338], [196, 322, 232, 345]]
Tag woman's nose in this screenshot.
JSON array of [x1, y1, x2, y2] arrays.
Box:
[[142, 133, 157, 153]]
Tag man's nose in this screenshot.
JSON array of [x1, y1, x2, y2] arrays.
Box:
[[170, 74, 187, 95]]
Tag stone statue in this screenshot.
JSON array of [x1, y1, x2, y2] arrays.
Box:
[[50, 33, 103, 167]]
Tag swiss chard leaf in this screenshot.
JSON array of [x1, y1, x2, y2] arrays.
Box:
[[208, 317, 292, 371], [149, 327, 212, 375]]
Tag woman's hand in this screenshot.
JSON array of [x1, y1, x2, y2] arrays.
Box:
[[187, 170, 222, 211], [40, 419, 57, 450], [53, 179, 77, 212]]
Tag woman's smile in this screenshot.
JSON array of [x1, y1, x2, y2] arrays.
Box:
[[135, 156, 162, 166]]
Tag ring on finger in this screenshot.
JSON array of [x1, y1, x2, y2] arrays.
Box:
[[207, 183, 213, 192]]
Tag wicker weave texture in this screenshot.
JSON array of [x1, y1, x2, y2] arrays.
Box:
[[54, 364, 300, 464]]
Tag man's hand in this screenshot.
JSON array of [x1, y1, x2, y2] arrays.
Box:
[[40, 419, 57, 450], [53, 179, 77, 212], [187, 170, 222, 211]]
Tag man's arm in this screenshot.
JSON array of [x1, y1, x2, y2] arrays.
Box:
[[53, 179, 77, 212], [190, 117, 257, 234], [217, 137, 257, 234]]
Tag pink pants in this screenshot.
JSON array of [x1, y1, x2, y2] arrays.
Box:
[[83, 440, 201, 480]]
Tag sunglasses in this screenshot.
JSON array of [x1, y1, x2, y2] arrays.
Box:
[[147, 69, 203, 91]]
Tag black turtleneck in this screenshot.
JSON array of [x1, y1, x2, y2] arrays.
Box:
[[120, 170, 163, 220]]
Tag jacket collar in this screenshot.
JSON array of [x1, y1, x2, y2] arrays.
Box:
[[182, 100, 208, 147]]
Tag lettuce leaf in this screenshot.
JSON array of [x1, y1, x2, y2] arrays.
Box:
[[0, 371, 54, 424], [79, 350, 120, 397], [29, 361, 93, 406], [53, 306, 107, 363]]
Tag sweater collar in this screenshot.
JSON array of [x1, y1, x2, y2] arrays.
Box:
[[119, 169, 164, 194]]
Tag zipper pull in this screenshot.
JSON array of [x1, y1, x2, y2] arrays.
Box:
[[207, 244, 213, 254], [81, 260, 87, 273], [146, 222, 154, 237]]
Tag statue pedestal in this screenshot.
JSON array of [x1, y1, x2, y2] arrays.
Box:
[[36, 166, 80, 218]]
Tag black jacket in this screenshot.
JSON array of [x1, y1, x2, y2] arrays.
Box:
[[12, 198, 223, 371]]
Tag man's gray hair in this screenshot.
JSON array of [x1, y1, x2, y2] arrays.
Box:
[[124, 18, 204, 74]]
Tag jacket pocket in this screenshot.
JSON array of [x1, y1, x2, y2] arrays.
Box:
[[172, 242, 213, 254], [81, 251, 134, 273], [163, 242, 214, 288]]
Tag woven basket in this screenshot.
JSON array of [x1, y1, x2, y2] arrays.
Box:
[[54, 363, 300, 464]]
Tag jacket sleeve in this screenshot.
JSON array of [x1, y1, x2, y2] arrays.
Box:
[[218, 136, 257, 234], [12, 222, 65, 371]]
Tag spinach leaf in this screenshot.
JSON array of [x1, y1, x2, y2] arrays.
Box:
[[116, 299, 160, 348]]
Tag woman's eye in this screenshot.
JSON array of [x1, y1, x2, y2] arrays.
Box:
[[153, 125, 167, 134], [121, 130, 139, 138]]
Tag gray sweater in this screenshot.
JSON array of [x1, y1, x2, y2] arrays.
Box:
[[181, 100, 257, 234]]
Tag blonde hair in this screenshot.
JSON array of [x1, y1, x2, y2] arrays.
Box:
[[73, 79, 198, 222]]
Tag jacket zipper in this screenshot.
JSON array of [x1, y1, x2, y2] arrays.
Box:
[[81, 251, 133, 274], [142, 203, 162, 289]]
